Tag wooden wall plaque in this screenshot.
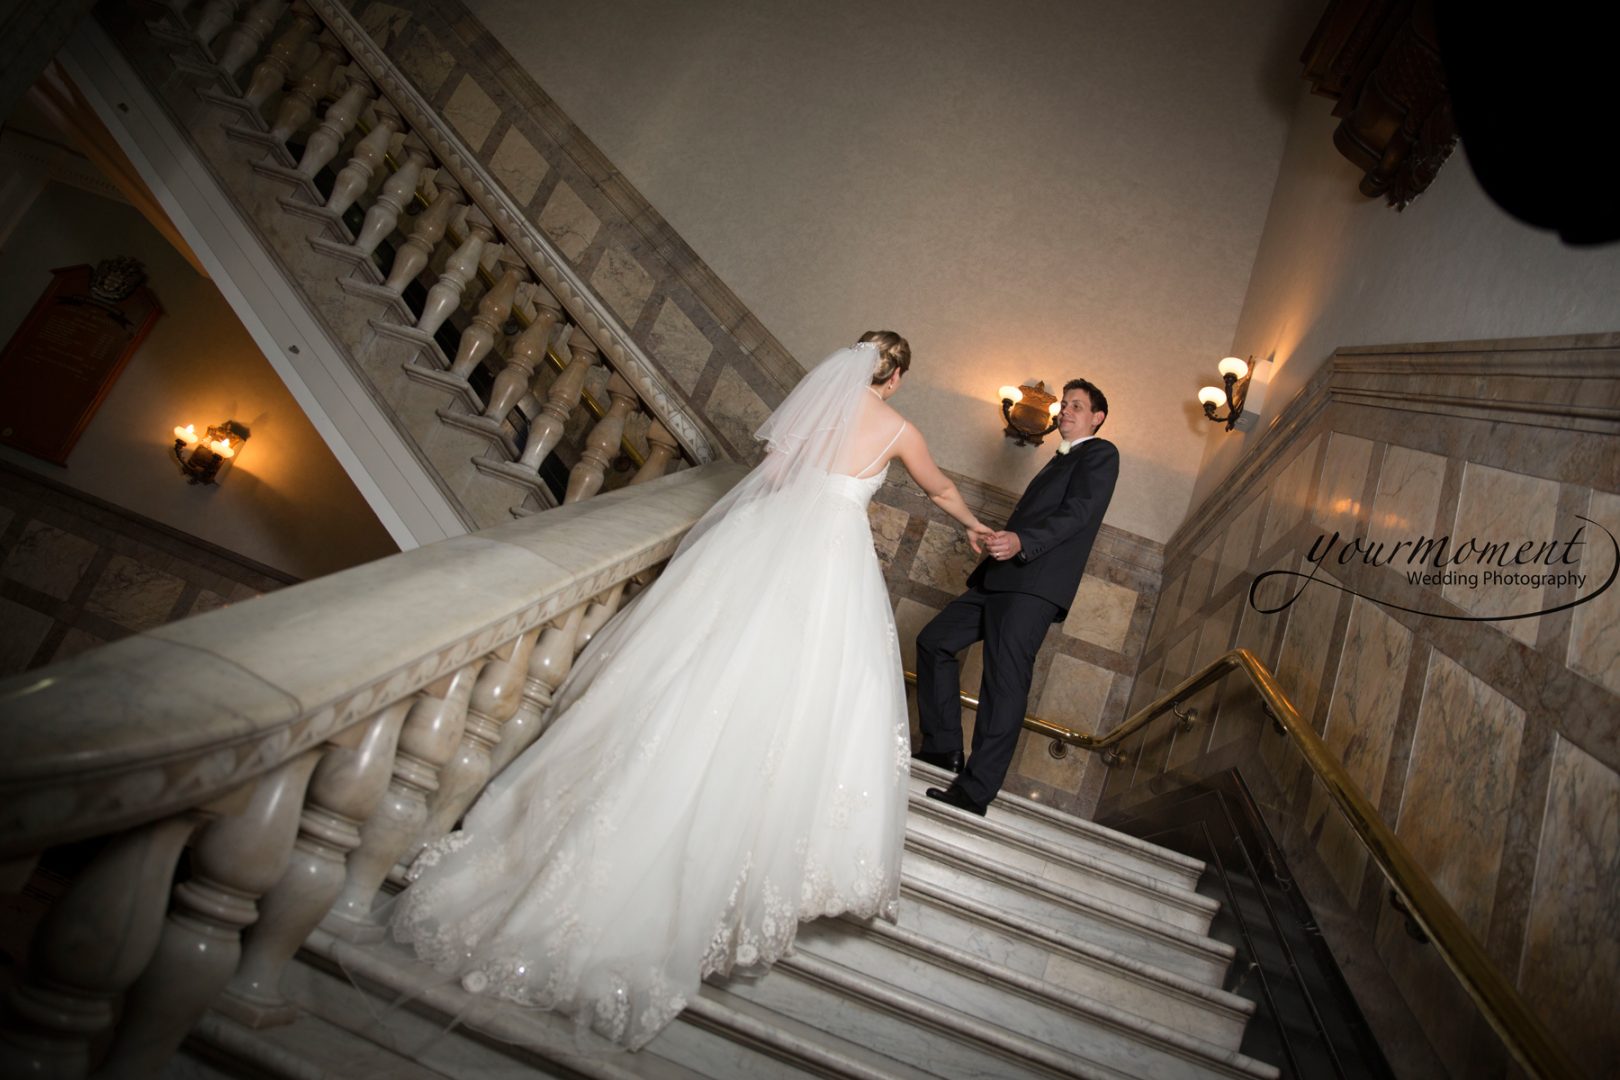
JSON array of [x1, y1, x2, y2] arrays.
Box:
[[0, 261, 162, 465]]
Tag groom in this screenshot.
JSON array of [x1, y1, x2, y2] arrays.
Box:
[[914, 379, 1118, 815]]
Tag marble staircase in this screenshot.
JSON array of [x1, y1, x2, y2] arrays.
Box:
[[169, 761, 1278, 1080]]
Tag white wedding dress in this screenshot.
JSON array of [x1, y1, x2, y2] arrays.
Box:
[[392, 345, 912, 1051]]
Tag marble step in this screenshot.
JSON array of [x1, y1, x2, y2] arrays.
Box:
[[893, 880, 1256, 1050], [719, 937, 1275, 1080], [298, 928, 929, 1080], [902, 833, 1236, 985], [787, 914, 1279, 1080], [906, 763, 1205, 892], [905, 793, 1221, 935]]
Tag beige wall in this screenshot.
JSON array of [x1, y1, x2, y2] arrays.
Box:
[[0, 182, 397, 579], [1192, 85, 1620, 512], [467, 0, 1314, 544]]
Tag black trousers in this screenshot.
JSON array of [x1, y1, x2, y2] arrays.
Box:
[[915, 586, 1058, 805]]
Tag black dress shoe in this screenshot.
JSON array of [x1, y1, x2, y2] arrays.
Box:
[[925, 783, 987, 817], [912, 749, 965, 774]]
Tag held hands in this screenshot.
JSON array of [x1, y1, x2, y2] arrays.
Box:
[[985, 530, 1022, 561], [966, 522, 993, 555]]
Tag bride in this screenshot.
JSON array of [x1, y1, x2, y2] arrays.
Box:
[[392, 331, 990, 1049]]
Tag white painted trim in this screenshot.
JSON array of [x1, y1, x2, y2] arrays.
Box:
[[56, 22, 467, 550]]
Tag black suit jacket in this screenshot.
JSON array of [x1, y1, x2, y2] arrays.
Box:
[[967, 437, 1119, 621]]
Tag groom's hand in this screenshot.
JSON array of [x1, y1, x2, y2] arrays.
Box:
[[988, 531, 1023, 561]]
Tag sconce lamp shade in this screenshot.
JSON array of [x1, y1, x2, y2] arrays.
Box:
[[173, 419, 249, 484], [1197, 354, 1256, 432], [1000, 380, 1060, 447], [1047, 400, 1061, 417]]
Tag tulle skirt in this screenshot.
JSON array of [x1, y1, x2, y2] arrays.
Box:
[[391, 473, 910, 1049]]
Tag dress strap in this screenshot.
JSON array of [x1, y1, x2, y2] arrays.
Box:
[[856, 420, 907, 479]]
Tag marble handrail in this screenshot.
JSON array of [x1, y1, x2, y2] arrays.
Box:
[[0, 463, 743, 862]]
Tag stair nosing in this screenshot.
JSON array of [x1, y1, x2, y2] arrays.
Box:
[[896, 877, 1256, 1020], [909, 761, 1207, 877], [829, 916, 1277, 1078], [907, 793, 1221, 918], [903, 832, 1235, 962]]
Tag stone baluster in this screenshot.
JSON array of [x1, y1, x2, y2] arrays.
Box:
[[322, 665, 480, 939], [416, 207, 494, 337], [101, 752, 323, 1076], [0, 816, 201, 1077], [414, 629, 541, 856], [490, 605, 589, 776], [295, 68, 372, 178], [193, 0, 241, 47], [448, 262, 526, 382], [576, 582, 628, 651], [267, 31, 344, 145], [242, 1, 318, 109], [351, 135, 429, 256], [219, 700, 411, 1025], [565, 373, 640, 504], [633, 420, 681, 484], [516, 332, 598, 472], [479, 287, 559, 421], [382, 174, 462, 293], [215, 0, 286, 79], [325, 101, 400, 217]]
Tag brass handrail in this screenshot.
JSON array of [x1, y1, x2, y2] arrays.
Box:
[[904, 648, 1580, 1079]]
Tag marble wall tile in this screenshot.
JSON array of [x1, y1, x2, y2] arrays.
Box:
[[1, 522, 98, 599], [588, 243, 655, 325], [702, 366, 772, 458], [190, 589, 232, 615], [488, 126, 549, 206], [440, 74, 500, 151], [1179, 535, 1219, 620], [1020, 652, 1113, 793], [1215, 496, 1263, 592], [0, 597, 51, 671], [536, 181, 601, 263], [1273, 556, 1342, 730], [868, 503, 907, 572], [1313, 432, 1374, 541], [1259, 433, 1322, 553], [1445, 462, 1559, 646], [1059, 575, 1135, 651], [647, 298, 715, 394], [83, 555, 186, 633], [1517, 735, 1620, 1076], [907, 521, 978, 594], [1369, 443, 1446, 544], [1568, 488, 1620, 697], [1396, 650, 1525, 938], [1308, 598, 1413, 905], [358, 3, 412, 51], [51, 627, 104, 664]]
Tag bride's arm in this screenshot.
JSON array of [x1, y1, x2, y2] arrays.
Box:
[[892, 425, 990, 541]]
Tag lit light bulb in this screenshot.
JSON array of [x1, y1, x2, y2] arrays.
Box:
[[1198, 386, 1225, 407], [1047, 401, 1061, 417], [1218, 356, 1249, 381], [999, 385, 1022, 404], [173, 424, 198, 445], [209, 438, 236, 458]]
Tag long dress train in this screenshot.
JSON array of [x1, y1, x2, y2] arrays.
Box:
[[391, 462, 911, 1050]]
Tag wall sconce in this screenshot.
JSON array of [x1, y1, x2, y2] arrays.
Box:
[[173, 420, 249, 484], [1198, 356, 1252, 431], [999, 381, 1061, 446]]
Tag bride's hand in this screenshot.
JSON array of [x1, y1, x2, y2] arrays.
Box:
[[966, 523, 993, 555]]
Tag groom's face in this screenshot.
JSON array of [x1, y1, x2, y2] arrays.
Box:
[[1057, 390, 1104, 440]]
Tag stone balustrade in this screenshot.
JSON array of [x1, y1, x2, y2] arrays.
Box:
[[0, 463, 743, 1076], [136, 0, 716, 530]]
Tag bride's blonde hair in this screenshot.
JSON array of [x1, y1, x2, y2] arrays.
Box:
[[860, 330, 911, 385]]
